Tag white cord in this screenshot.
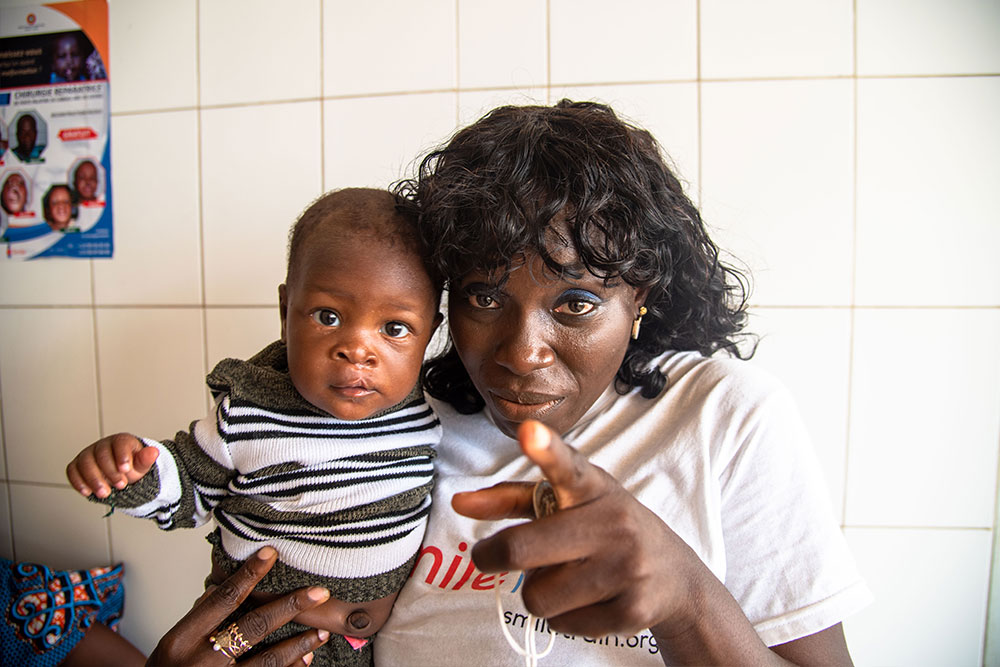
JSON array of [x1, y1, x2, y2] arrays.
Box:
[[495, 582, 556, 667]]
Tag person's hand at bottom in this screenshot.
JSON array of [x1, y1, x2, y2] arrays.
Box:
[[146, 546, 331, 666]]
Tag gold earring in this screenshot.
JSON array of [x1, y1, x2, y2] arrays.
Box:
[[631, 306, 647, 340]]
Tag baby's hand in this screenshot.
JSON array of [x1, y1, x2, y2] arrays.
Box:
[[66, 433, 159, 499]]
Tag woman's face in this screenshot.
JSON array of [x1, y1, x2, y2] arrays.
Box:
[[449, 243, 647, 438], [2, 175, 27, 214], [46, 187, 73, 228]]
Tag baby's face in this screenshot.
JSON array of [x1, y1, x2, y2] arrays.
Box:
[[54, 36, 83, 80], [280, 227, 440, 420], [2, 175, 27, 213], [74, 162, 98, 200]]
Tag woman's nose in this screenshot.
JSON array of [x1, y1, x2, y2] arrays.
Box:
[[492, 311, 555, 375]]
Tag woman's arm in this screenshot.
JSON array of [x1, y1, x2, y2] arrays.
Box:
[[452, 420, 854, 666]]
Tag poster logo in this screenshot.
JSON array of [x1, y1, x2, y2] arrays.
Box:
[[26, 14, 36, 25]]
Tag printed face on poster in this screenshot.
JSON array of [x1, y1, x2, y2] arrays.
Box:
[[0, 0, 112, 260]]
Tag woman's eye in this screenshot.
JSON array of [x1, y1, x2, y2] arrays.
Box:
[[468, 293, 500, 309], [554, 300, 596, 316], [311, 309, 340, 327], [382, 322, 412, 339]]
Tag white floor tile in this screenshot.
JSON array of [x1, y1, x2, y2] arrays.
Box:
[[844, 527, 990, 666], [846, 309, 1000, 527], [701, 79, 854, 306], [200, 102, 322, 306], [323, 92, 457, 190], [199, 0, 321, 106], [109, 0, 198, 113], [701, 0, 853, 78], [858, 0, 1000, 76], [0, 259, 93, 306], [95, 307, 210, 439], [110, 515, 213, 656], [0, 483, 12, 561], [94, 111, 201, 305], [458, 0, 546, 89], [205, 307, 280, 369], [0, 308, 101, 484], [549, 0, 697, 84], [856, 77, 1000, 306], [10, 483, 111, 569], [0, 412, 6, 480], [323, 0, 456, 96], [746, 308, 852, 516]]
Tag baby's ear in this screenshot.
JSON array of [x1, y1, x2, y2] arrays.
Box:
[[278, 284, 288, 341]]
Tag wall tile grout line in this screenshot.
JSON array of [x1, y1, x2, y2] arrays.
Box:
[[841, 0, 860, 528], [104, 71, 1000, 119], [545, 0, 552, 104], [195, 0, 210, 408], [0, 361, 12, 559], [319, 0, 326, 191], [695, 0, 702, 209]]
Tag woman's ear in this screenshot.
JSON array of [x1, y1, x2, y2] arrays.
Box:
[[634, 286, 651, 311], [278, 284, 288, 342]]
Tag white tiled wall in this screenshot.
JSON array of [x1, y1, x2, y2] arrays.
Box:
[[0, 1, 997, 663]]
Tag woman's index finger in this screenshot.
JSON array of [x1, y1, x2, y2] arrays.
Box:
[[180, 546, 277, 631], [517, 420, 607, 509]]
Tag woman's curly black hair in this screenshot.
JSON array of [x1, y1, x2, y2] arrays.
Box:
[[394, 99, 752, 414]]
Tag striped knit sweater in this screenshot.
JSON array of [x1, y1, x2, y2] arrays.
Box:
[[97, 341, 440, 603]]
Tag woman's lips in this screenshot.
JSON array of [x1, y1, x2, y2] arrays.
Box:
[[488, 390, 564, 423]]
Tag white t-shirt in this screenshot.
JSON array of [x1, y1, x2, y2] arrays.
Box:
[[376, 351, 872, 666]]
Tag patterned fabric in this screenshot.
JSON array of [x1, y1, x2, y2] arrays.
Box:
[[1, 558, 125, 666]]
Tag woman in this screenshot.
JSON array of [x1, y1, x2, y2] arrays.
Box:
[[42, 184, 75, 231], [153, 100, 869, 665], [375, 100, 870, 665]]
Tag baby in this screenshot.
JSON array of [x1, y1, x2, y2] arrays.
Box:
[[66, 188, 443, 665], [51, 33, 85, 82]]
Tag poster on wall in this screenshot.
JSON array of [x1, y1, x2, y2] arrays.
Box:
[[0, 0, 111, 260]]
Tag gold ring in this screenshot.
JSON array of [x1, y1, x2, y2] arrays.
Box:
[[210, 621, 252, 660]]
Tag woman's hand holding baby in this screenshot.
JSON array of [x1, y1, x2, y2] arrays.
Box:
[[66, 433, 159, 498], [452, 420, 775, 665]]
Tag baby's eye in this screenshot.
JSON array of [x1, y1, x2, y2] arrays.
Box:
[[311, 309, 340, 327], [468, 294, 500, 309], [554, 300, 596, 316], [382, 322, 413, 339]]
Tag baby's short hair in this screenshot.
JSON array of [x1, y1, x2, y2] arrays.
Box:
[[285, 187, 442, 294]]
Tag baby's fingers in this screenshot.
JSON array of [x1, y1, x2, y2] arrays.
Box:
[[67, 446, 115, 498], [131, 444, 159, 479], [65, 460, 94, 497], [92, 438, 130, 492]]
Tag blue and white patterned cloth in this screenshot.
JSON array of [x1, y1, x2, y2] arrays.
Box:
[[1, 557, 125, 666]]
